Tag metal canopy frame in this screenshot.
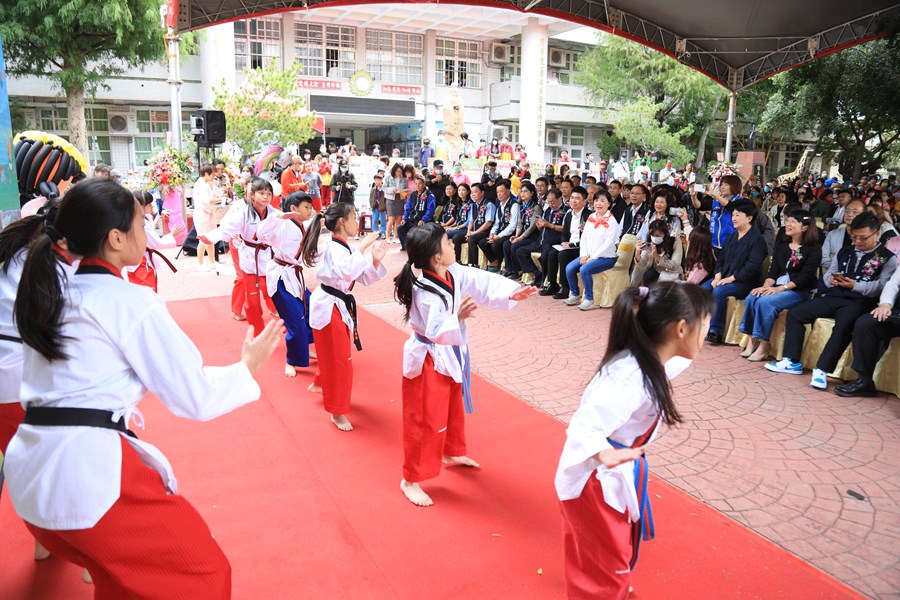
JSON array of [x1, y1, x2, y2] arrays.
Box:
[[176, 0, 900, 91]]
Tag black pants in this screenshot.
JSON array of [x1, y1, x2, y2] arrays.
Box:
[[453, 230, 489, 265], [547, 247, 580, 290], [514, 239, 542, 274], [851, 311, 900, 379], [783, 296, 875, 372], [479, 235, 510, 265], [538, 244, 560, 286], [451, 230, 468, 262], [397, 219, 426, 248]]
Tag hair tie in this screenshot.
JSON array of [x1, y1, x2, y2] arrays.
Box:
[[45, 224, 63, 243], [637, 286, 650, 302]]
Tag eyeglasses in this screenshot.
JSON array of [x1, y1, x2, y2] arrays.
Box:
[[850, 232, 878, 242]]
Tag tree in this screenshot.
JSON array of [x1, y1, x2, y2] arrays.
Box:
[[760, 39, 900, 179], [213, 61, 317, 165], [576, 34, 724, 168], [0, 0, 164, 158]]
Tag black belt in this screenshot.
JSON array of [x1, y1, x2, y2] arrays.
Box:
[[23, 406, 138, 438], [320, 284, 362, 350], [0, 333, 22, 344]]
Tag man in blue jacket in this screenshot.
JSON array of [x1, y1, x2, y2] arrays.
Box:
[[397, 175, 436, 251]]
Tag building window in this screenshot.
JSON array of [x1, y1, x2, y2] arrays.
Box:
[[435, 38, 481, 88], [550, 48, 582, 85], [500, 45, 522, 81], [40, 107, 68, 132], [552, 127, 585, 160], [366, 30, 423, 84], [234, 18, 282, 71], [294, 23, 356, 79]]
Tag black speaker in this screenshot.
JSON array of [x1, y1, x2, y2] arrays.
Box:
[[196, 109, 226, 146]]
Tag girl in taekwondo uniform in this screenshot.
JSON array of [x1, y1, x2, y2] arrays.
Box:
[[126, 191, 185, 292], [555, 282, 714, 600], [200, 177, 280, 335], [302, 202, 389, 432], [256, 191, 317, 378], [3, 179, 283, 599], [0, 199, 71, 564], [393, 223, 537, 507]]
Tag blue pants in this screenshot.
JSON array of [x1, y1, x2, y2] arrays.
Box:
[[504, 236, 538, 273], [702, 280, 752, 334], [371, 210, 386, 235], [270, 280, 314, 367], [566, 257, 617, 301], [739, 289, 810, 341]]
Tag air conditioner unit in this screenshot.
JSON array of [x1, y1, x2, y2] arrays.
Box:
[[108, 111, 137, 136], [490, 43, 512, 65], [546, 128, 563, 146], [548, 48, 566, 68], [491, 125, 509, 141]]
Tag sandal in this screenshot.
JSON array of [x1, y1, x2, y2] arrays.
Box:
[[232, 313, 247, 321]]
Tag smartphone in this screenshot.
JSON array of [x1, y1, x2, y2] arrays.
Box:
[[669, 207, 684, 217], [693, 184, 706, 193]]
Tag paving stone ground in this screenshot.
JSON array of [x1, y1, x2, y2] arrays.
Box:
[[157, 237, 900, 600]]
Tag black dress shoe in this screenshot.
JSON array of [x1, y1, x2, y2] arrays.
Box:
[[705, 332, 724, 346], [552, 288, 570, 300], [505, 271, 521, 280], [539, 285, 559, 297], [834, 379, 878, 397]]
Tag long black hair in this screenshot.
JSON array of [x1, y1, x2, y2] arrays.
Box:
[[0, 199, 61, 274], [393, 222, 448, 322], [15, 179, 138, 361], [298, 201, 356, 268], [647, 219, 675, 257], [600, 282, 714, 426]]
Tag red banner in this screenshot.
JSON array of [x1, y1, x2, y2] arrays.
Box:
[[298, 78, 342, 90], [165, 0, 179, 29], [381, 84, 422, 95]]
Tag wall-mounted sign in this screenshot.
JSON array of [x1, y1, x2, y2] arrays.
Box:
[[298, 78, 342, 90], [381, 84, 422, 96], [349, 70, 375, 97]]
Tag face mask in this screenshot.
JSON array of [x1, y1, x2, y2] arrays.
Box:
[[438, 136, 444, 142], [751, 191, 759, 197], [651, 235, 664, 245], [340, 166, 349, 172], [453, 167, 461, 173], [242, 172, 251, 181], [435, 169, 443, 175]]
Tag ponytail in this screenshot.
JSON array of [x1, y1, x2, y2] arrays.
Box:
[[0, 198, 60, 273], [300, 202, 357, 268], [600, 282, 714, 426], [16, 179, 137, 361], [15, 234, 70, 360], [392, 223, 448, 322]]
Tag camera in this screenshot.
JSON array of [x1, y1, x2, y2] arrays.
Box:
[[669, 207, 684, 217]]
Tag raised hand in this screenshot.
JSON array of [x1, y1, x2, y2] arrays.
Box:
[[596, 447, 645, 468], [509, 285, 538, 301], [241, 319, 285, 375], [370, 239, 388, 263], [171, 224, 187, 238], [458, 295, 478, 321]]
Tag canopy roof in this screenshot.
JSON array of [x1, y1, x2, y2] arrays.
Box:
[[175, 0, 900, 90]]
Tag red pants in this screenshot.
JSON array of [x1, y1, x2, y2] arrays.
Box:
[[242, 272, 276, 335], [128, 256, 158, 293], [401, 355, 466, 482], [560, 475, 634, 600], [27, 437, 231, 599], [312, 306, 352, 416], [311, 196, 322, 212], [0, 402, 25, 455], [230, 244, 247, 317], [320, 186, 332, 208]]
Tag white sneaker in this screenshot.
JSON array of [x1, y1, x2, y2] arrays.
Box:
[[564, 295, 582, 306], [579, 299, 598, 311], [765, 357, 803, 375], [197, 264, 210, 272], [810, 368, 828, 390]]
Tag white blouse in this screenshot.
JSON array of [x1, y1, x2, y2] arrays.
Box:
[[403, 263, 518, 382], [308, 238, 386, 333], [580, 212, 620, 260], [4, 269, 260, 530], [0, 251, 26, 405], [555, 352, 692, 521], [125, 215, 179, 275], [206, 202, 279, 275], [256, 215, 316, 299]]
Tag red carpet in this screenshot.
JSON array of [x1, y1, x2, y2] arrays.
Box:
[[0, 296, 864, 599]]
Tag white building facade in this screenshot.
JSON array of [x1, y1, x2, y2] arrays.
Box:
[[7, 4, 805, 174]]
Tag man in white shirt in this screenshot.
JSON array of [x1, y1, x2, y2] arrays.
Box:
[[612, 157, 630, 182], [658, 160, 676, 185]]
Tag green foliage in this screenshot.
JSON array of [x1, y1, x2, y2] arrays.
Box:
[[759, 39, 900, 177], [576, 34, 723, 163], [213, 61, 317, 164]]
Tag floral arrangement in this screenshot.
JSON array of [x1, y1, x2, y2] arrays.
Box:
[[788, 248, 803, 268], [144, 146, 194, 190], [860, 256, 883, 280], [706, 161, 743, 183]]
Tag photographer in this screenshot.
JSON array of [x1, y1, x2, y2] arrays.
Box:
[[330, 159, 357, 204]]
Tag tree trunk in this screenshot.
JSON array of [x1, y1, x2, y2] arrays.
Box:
[[65, 82, 88, 163], [695, 122, 711, 168], [851, 141, 865, 180]]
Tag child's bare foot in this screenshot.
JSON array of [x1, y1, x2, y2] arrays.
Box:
[[34, 541, 50, 561], [309, 349, 317, 360], [82, 569, 93, 584], [308, 382, 322, 394], [442, 455, 480, 468], [331, 414, 353, 431], [400, 479, 433, 506], [284, 364, 297, 378]]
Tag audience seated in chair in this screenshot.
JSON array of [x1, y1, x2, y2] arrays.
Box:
[[561, 190, 618, 310]]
